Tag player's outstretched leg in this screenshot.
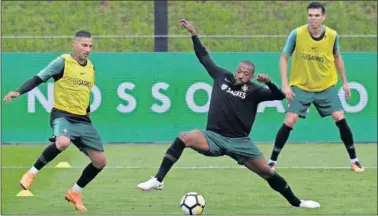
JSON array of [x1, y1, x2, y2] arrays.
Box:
[[266, 171, 320, 208], [65, 148, 106, 212], [244, 158, 320, 208], [334, 115, 364, 172], [137, 137, 186, 191], [20, 136, 67, 190], [269, 113, 298, 170], [138, 130, 209, 191]]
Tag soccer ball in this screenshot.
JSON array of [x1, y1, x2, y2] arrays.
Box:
[[180, 192, 206, 215]]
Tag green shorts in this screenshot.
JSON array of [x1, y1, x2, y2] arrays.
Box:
[[286, 86, 343, 118], [52, 117, 103, 154], [199, 130, 263, 165]]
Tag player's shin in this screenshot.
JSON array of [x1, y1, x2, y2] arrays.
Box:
[[155, 137, 186, 182], [269, 124, 292, 163], [336, 118, 357, 160], [266, 172, 301, 207], [74, 163, 103, 192], [32, 143, 62, 173]]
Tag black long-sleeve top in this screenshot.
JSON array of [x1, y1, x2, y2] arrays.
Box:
[[192, 35, 285, 138]]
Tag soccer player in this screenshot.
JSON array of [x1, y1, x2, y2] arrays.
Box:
[[3, 30, 106, 211], [137, 19, 320, 209], [267, 2, 364, 172]]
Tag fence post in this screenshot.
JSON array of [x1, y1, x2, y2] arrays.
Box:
[[154, 0, 168, 52]]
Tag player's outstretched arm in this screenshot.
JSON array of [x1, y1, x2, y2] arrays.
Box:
[[3, 76, 44, 103], [3, 57, 64, 104], [255, 74, 285, 102], [180, 19, 228, 79]]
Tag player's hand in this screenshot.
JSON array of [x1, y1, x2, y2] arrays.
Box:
[[283, 85, 295, 101], [256, 74, 271, 84], [180, 19, 197, 35], [343, 83, 351, 99], [3, 91, 20, 104]]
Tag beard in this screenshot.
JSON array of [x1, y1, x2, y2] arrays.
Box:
[[234, 79, 244, 86]]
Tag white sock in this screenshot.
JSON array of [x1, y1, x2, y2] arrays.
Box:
[[29, 166, 39, 175], [350, 158, 359, 163], [72, 183, 83, 193], [268, 159, 277, 164]]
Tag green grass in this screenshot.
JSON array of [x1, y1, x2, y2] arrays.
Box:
[[2, 1, 377, 51], [2, 143, 377, 215]]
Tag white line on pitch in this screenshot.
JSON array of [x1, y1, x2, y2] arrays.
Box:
[[1, 165, 377, 169]]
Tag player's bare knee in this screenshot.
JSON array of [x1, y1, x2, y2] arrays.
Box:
[[179, 130, 201, 147], [284, 113, 298, 127], [55, 136, 70, 151], [178, 132, 190, 147], [91, 154, 107, 169], [99, 156, 107, 169], [254, 165, 273, 179], [262, 168, 275, 179], [86, 148, 106, 169], [331, 110, 344, 122], [95, 159, 107, 169], [244, 158, 274, 179]]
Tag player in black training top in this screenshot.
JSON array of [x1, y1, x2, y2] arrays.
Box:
[[137, 19, 320, 209]]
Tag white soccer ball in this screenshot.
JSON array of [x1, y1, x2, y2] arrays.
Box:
[[180, 192, 206, 215]]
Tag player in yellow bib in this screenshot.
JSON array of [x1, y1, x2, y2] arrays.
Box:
[[3, 30, 106, 211], [267, 2, 364, 172]]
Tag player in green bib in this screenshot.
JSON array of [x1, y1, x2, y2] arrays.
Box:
[[3, 30, 106, 211]]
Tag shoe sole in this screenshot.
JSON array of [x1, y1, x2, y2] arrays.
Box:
[[65, 196, 87, 211], [351, 165, 365, 172], [138, 186, 163, 191], [291, 206, 320, 209], [20, 182, 28, 190]]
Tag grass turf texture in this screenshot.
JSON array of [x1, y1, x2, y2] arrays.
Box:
[[2, 143, 377, 215]]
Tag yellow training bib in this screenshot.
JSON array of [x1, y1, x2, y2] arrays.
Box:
[[53, 54, 95, 115], [289, 25, 338, 92]]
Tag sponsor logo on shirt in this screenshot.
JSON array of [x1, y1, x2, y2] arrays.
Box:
[[221, 84, 246, 99], [66, 76, 92, 87], [301, 52, 325, 63]]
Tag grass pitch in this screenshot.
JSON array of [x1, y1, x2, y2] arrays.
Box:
[[1, 143, 377, 215]]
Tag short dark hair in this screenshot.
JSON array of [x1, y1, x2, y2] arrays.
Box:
[[75, 30, 91, 38], [241, 60, 255, 73], [307, 2, 325, 14]]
